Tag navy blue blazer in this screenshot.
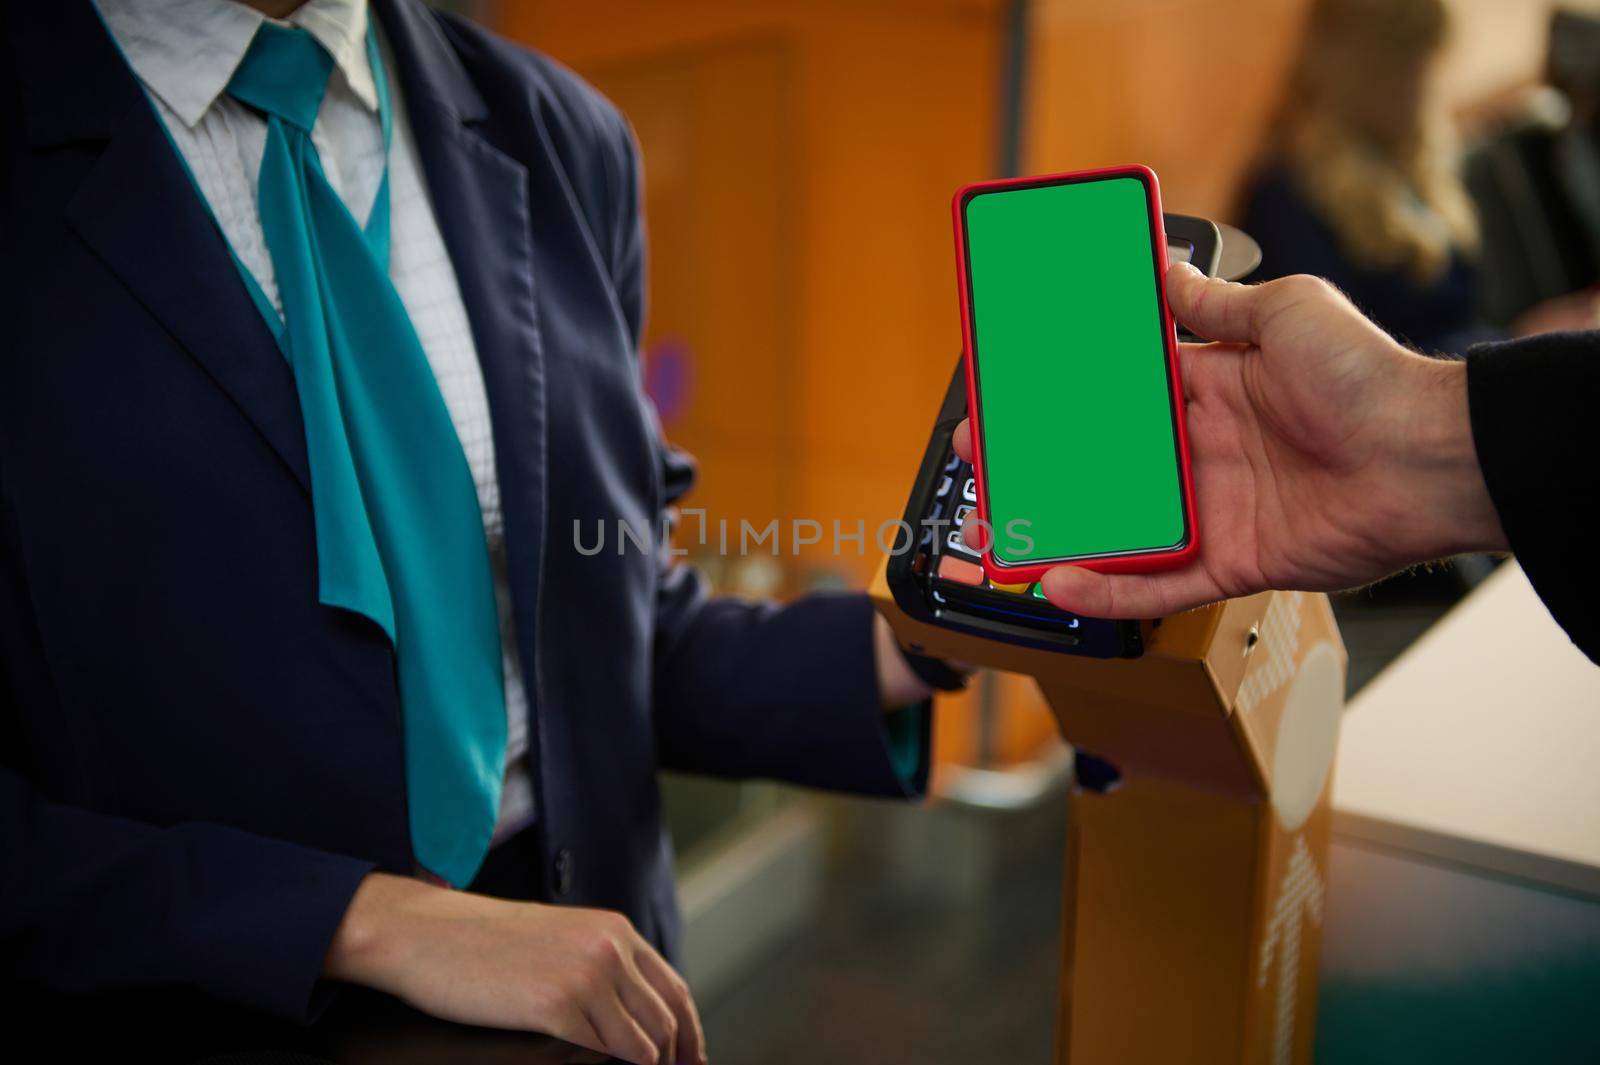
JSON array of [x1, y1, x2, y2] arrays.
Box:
[[1, 0, 927, 1020]]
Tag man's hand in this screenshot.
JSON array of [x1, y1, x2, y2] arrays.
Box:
[[954, 263, 1508, 619], [325, 873, 706, 1065]]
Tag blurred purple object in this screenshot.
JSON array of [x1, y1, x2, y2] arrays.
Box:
[[644, 337, 692, 426]]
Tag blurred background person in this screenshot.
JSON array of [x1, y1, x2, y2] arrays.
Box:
[[1240, 0, 1506, 595], [1466, 7, 1600, 333], [1239, 0, 1495, 355]]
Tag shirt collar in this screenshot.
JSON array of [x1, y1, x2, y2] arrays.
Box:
[[95, 0, 378, 130]]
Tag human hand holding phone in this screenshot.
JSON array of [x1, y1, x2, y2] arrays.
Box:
[[955, 263, 1509, 618]]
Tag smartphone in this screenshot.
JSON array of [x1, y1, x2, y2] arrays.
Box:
[[953, 165, 1198, 584]]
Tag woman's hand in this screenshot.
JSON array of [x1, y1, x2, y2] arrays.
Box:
[[954, 263, 1507, 618], [325, 873, 706, 1065]]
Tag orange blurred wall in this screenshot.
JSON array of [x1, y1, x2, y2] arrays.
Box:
[[1022, 0, 1314, 220], [499, 0, 1006, 592], [497, 0, 1021, 768]]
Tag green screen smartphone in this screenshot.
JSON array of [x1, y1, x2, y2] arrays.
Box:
[[954, 166, 1197, 583]]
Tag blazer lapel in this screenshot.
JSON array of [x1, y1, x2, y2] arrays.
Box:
[[375, 0, 550, 688], [22, 2, 312, 493], [65, 123, 314, 493]]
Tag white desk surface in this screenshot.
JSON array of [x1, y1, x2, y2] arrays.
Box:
[[1331, 561, 1600, 896]]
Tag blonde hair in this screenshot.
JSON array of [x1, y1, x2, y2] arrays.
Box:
[[1268, 0, 1478, 282]]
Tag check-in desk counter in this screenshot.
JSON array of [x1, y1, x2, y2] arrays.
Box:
[[1320, 561, 1600, 1063]]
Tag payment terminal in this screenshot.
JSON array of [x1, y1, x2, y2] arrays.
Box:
[[883, 213, 1243, 659]]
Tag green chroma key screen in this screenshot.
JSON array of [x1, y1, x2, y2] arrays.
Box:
[[963, 175, 1186, 565]]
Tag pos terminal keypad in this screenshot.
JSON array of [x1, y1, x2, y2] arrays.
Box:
[[898, 409, 1144, 658]]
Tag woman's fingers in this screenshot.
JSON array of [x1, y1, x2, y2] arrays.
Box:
[[615, 954, 679, 1064], [586, 995, 661, 1065], [547, 1009, 608, 1062], [633, 943, 706, 1065]]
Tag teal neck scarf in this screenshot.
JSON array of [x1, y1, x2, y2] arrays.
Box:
[[225, 21, 507, 887]]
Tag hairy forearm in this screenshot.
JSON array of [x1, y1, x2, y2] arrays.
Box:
[[1388, 356, 1509, 560]]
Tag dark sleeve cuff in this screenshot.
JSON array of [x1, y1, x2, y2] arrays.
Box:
[[1466, 332, 1600, 663], [170, 823, 377, 1022], [0, 766, 377, 1025], [755, 592, 933, 799]]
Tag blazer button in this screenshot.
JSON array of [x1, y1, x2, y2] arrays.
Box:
[[552, 849, 575, 897]]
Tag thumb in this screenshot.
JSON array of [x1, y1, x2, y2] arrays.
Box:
[[1037, 565, 1157, 619], [1164, 261, 1264, 345], [1038, 561, 1225, 620]]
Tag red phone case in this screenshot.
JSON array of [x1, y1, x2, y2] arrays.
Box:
[[953, 164, 1200, 585]]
